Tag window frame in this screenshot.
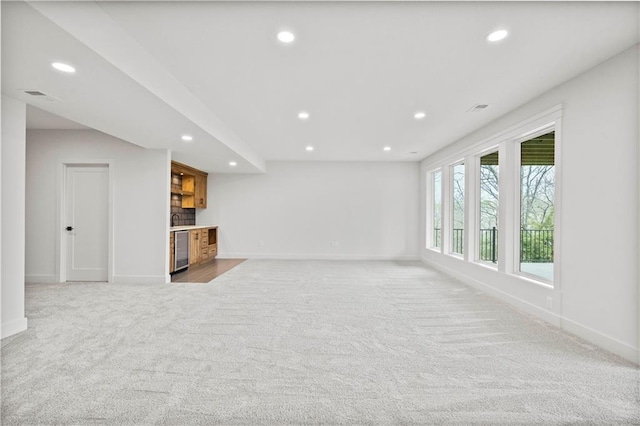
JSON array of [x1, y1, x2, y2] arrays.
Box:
[[449, 160, 465, 257], [512, 124, 558, 286], [422, 105, 562, 289], [475, 146, 500, 268], [427, 168, 444, 251]]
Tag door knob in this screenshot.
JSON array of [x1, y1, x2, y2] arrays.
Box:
[[66, 226, 74, 231]]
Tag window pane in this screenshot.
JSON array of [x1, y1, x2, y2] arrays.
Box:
[[451, 163, 464, 255], [520, 131, 554, 282], [432, 171, 442, 248], [479, 152, 499, 264]]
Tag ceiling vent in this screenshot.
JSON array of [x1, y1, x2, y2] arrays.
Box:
[[468, 104, 489, 112], [20, 89, 59, 102], [24, 90, 48, 96]]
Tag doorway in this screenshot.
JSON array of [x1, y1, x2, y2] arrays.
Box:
[[62, 164, 110, 282]]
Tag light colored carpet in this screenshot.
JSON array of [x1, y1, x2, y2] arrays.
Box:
[[2, 260, 639, 425]]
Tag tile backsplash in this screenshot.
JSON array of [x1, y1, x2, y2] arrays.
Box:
[[171, 173, 196, 226]]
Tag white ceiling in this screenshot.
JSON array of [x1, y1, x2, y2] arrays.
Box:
[[3, 1, 639, 173]]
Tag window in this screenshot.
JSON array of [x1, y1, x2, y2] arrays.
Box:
[[432, 170, 442, 249], [519, 131, 555, 282], [451, 163, 464, 255], [425, 108, 560, 287], [479, 151, 499, 265]]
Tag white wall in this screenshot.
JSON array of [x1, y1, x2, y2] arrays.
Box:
[[197, 161, 419, 260], [1, 5, 4, 342], [2, 95, 28, 338], [420, 45, 639, 363], [26, 129, 170, 284]]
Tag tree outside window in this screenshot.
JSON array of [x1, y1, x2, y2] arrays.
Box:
[[451, 163, 464, 255], [432, 171, 442, 249], [520, 132, 555, 281], [479, 152, 498, 264]]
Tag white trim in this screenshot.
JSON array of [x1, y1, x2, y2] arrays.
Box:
[[498, 140, 513, 275], [58, 160, 114, 283], [423, 108, 563, 288], [421, 104, 563, 169], [638, 23, 640, 366], [441, 164, 451, 254], [464, 154, 476, 263], [560, 317, 639, 365], [422, 257, 560, 325], [512, 123, 556, 144], [511, 138, 522, 276], [426, 168, 443, 251], [0, 55, 3, 349], [112, 275, 168, 284], [507, 271, 554, 290], [512, 121, 559, 288], [218, 253, 422, 261], [425, 169, 432, 249], [449, 160, 465, 257], [1, 317, 28, 339], [165, 152, 172, 279], [421, 256, 639, 365], [553, 119, 563, 291], [473, 146, 500, 267], [25, 274, 58, 284]]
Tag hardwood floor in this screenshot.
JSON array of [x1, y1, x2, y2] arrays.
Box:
[[171, 258, 246, 283]]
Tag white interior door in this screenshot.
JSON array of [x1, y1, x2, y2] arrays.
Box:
[[65, 165, 109, 281]]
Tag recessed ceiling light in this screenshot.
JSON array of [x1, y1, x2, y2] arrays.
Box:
[[298, 111, 310, 120], [383, 146, 391, 151], [51, 62, 76, 73], [414, 112, 426, 120], [306, 146, 314, 151], [229, 161, 237, 167], [181, 135, 193, 142], [487, 29, 508, 42], [277, 31, 295, 43]]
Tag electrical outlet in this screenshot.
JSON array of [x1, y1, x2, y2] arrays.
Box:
[[546, 297, 553, 309], [330, 241, 339, 248]]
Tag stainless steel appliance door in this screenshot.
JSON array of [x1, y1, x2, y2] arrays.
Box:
[[175, 230, 190, 272]]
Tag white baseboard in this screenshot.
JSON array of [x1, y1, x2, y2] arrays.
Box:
[[26, 274, 170, 284], [219, 253, 421, 261], [560, 317, 639, 364], [112, 275, 168, 284], [422, 257, 561, 326], [2, 317, 28, 339], [25, 274, 58, 284], [421, 257, 640, 365]]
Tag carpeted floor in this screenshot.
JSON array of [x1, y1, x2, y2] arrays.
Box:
[[2, 260, 639, 425]]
